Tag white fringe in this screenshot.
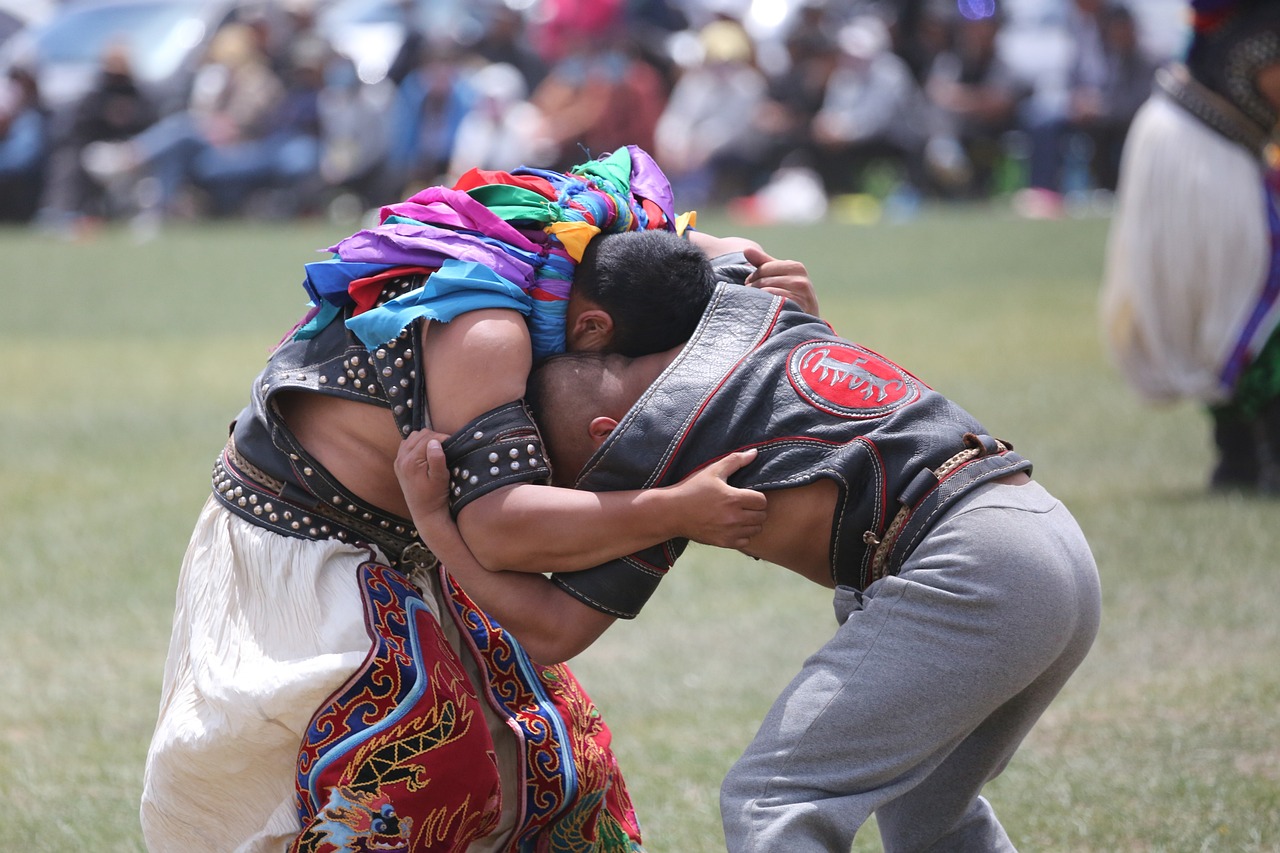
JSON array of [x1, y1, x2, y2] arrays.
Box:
[[140, 497, 516, 852], [1100, 93, 1272, 404]]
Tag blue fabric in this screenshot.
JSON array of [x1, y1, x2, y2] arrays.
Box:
[[344, 258, 532, 350], [303, 259, 395, 307]]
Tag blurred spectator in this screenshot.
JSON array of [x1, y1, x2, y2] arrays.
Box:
[[0, 64, 47, 222], [240, 36, 329, 216], [263, 0, 328, 78], [746, 12, 841, 186], [40, 42, 157, 225], [621, 0, 690, 92], [1021, 0, 1106, 206], [386, 37, 476, 196], [316, 54, 394, 213], [531, 28, 667, 170], [81, 23, 286, 217], [386, 0, 427, 87], [448, 62, 554, 177], [655, 19, 768, 205], [892, 0, 958, 83], [1066, 4, 1158, 192], [473, 5, 548, 92], [924, 5, 1032, 197], [811, 15, 930, 196], [1023, 0, 1155, 209], [530, 0, 625, 66]]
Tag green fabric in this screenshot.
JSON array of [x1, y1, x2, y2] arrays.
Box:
[[1214, 324, 1280, 419], [463, 184, 560, 223], [572, 147, 631, 188]]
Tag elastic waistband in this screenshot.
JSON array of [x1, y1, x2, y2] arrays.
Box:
[[859, 434, 1033, 589]]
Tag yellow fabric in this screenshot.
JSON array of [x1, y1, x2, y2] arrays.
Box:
[[547, 221, 601, 262]]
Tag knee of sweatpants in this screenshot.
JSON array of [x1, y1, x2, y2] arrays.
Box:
[[720, 755, 770, 851], [720, 760, 861, 853]]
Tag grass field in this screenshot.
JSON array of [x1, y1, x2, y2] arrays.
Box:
[[1, 205, 1277, 852]]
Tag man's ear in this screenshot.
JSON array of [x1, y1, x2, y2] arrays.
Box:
[[570, 308, 615, 353], [587, 416, 619, 447]]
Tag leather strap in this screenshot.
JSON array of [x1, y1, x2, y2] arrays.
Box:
[[859, 433, 1032, 588], [442, 400, 552, 516], [214, 437, 428, 569]]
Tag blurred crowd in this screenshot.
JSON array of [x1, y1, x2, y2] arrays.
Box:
[[0, 0, 1171, 231]]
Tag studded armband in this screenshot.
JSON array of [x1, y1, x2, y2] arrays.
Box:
[[441, 400, 551, 517]]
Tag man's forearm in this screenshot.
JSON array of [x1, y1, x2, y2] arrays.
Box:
[[456, 482, 682, 574], [417, 508, 615, 663], [456, 449, 765, 573]]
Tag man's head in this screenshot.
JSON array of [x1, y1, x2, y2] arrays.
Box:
[[567, 230, 715, 356], [526, 350, 668, 485]]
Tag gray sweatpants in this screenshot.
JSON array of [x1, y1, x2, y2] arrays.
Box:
[[720, 480, 1101, 852]]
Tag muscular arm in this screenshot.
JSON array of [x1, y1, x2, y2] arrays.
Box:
[[423, 309, 764, 573], [687, 231, 821, 316], [396, 431, 616, 663]]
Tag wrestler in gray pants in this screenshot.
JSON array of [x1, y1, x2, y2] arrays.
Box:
[[720, 480, 1101, 852]]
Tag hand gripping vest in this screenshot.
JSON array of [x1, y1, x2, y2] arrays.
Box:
[[552, 283, 1031, 618]]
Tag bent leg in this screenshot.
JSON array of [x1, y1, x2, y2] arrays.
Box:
[[141, 498, 402, 852], [720, 482, 1100, 853]]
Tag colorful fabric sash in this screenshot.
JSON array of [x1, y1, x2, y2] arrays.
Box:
[[293, 146, 682, 361]]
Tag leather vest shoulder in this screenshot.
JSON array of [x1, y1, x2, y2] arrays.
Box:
[[575, 283, 991, 586]]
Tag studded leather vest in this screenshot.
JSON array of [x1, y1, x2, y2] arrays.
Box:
[[213, 275, 429, 565], [551, 283, 1031, 617]]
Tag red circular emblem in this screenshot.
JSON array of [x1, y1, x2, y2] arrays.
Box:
[[788, 340, 917, 417]]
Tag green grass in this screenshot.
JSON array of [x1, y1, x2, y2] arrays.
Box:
[[2, 207, 1277, 851]]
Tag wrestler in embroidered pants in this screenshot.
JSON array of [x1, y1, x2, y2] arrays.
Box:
[[720, 481, 1101, 852]]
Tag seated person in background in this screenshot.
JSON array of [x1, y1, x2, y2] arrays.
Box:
[[42, 42, 157, 226], [923, 7, 1031, 197], [0, 65, 47, 222], [397, 263, 1101, 852]]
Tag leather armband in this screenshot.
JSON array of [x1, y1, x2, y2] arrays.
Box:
[[442, 400, 551, 517], [551, 538, 688, 619]]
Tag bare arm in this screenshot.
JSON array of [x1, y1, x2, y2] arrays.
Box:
[[423, 309, 766, 573], [685, 229, 763, 257], [686, 231, 821, 316], [395, 431, 615, 663], [742, 246, 820, 316]]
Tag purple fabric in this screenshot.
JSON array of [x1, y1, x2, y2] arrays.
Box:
[[625, 145, 676, 229], [381, 186, 542, 254], [330, 223, 535, 287]]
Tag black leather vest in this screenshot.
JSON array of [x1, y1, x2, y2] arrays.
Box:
[[213, 276, 429, 565], [553, 283, 1030, 616]]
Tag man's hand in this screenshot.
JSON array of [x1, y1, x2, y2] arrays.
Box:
[[394, 429, 454, 523], [666, 449, 767, 549], [744, 247, 821, 316]]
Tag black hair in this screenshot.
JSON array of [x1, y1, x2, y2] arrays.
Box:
[[573, 230, 715, 357], [525, 352, 614, 484]]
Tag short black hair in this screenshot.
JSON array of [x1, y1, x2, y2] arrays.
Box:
[[525, 352, 614, 485], [574, 230, 715, 357]]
